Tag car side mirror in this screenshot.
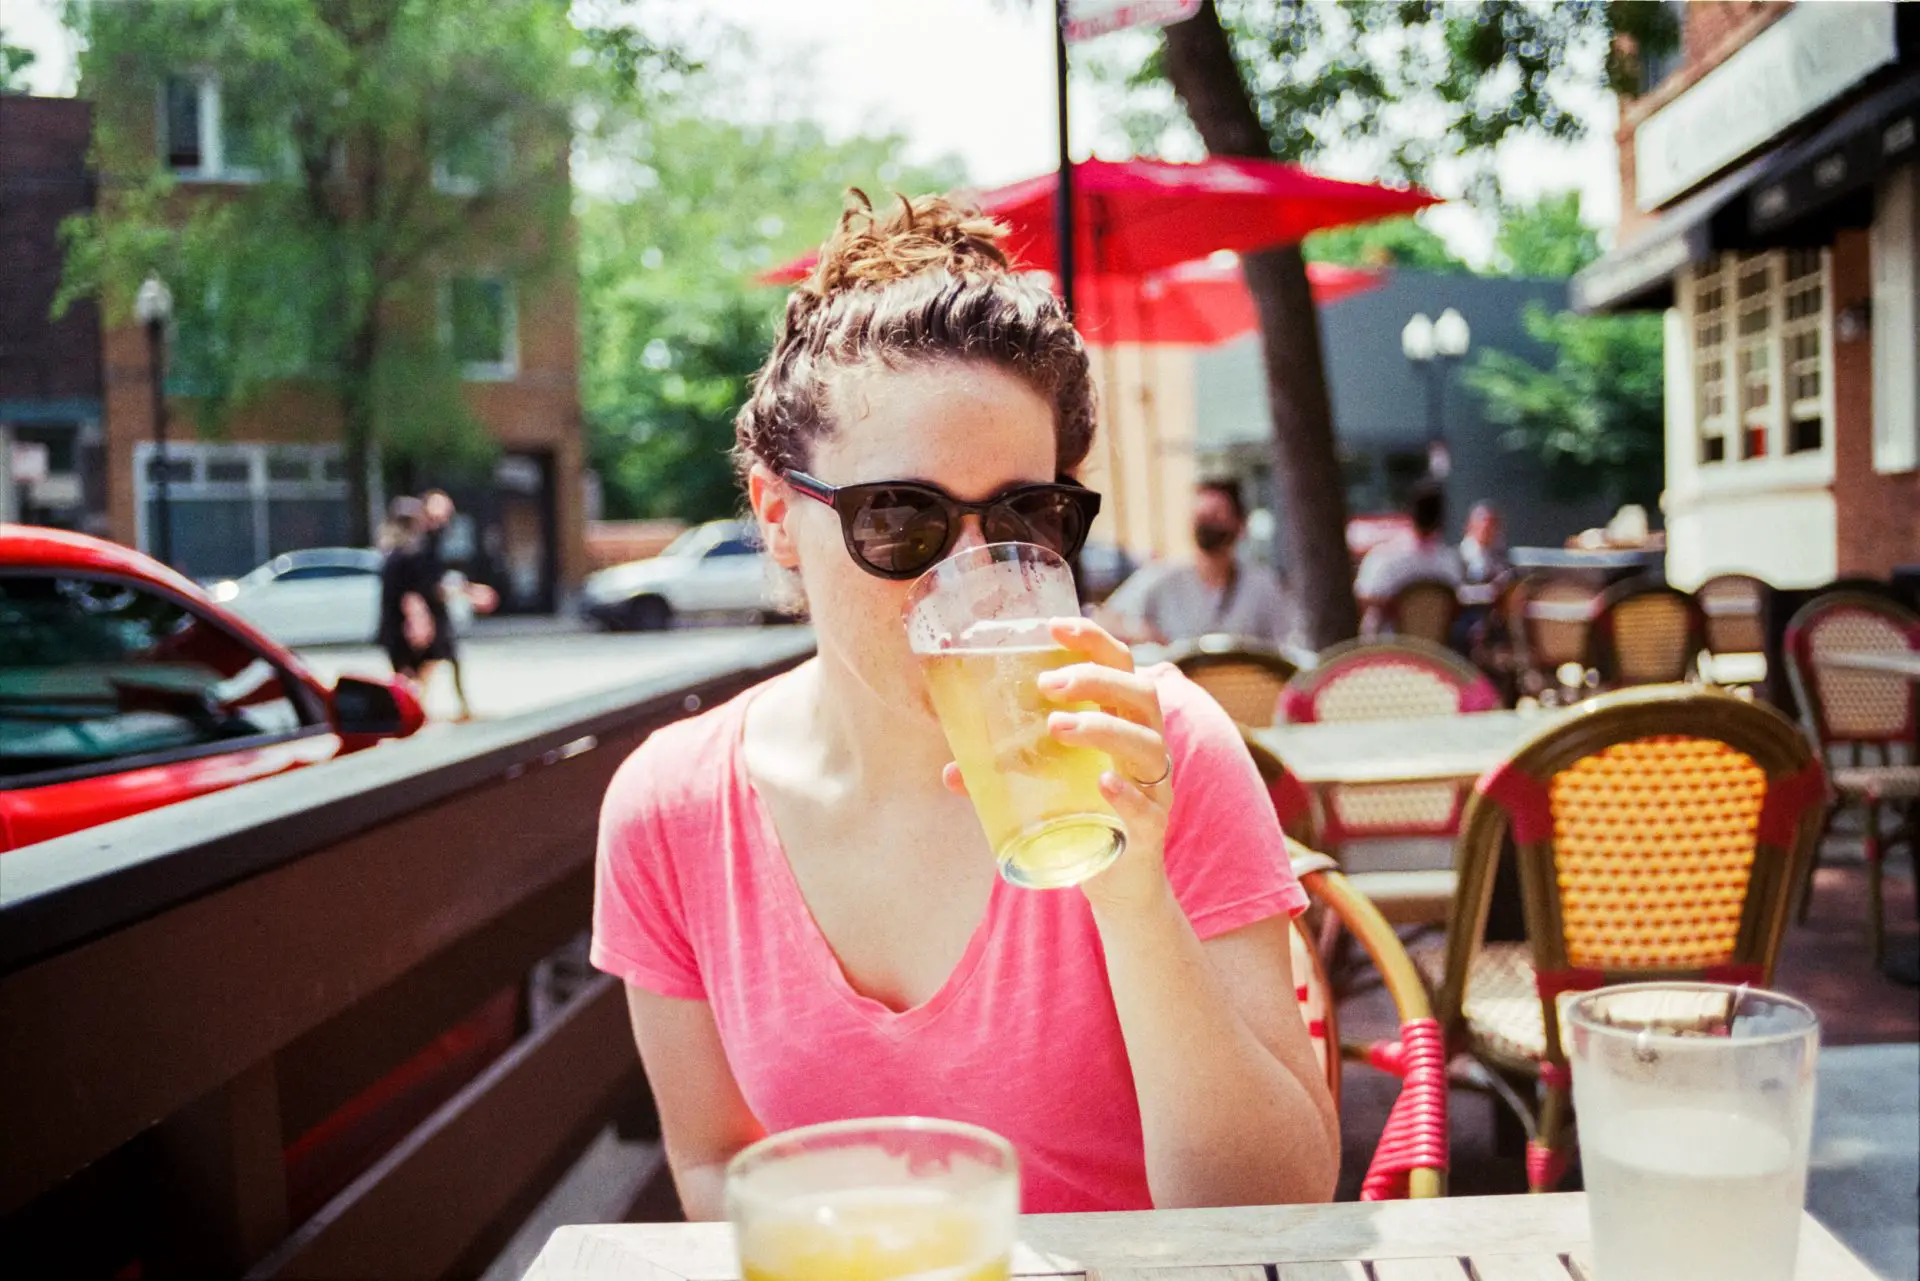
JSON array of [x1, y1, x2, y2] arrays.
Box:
[[330, 676, 427, 743]]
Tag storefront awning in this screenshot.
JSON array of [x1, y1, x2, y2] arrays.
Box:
[[1747, 71, 1920, 238], [1570, 159, 1770, 314]]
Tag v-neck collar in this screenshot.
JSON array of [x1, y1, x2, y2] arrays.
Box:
[[732, 682, 1006, 1040]]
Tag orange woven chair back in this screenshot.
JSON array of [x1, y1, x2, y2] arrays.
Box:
[[1783, 590, 1920, 747], [1171, 640, 1298, 727], [1697, 573, 1771, 657], [1281, 638, 1500, 724], [1384, 579, 1461, 648], [1440, 687, 1824, 1062], [1588, 580, 1707, 687]]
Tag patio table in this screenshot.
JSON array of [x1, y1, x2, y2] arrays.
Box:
[[521, 1192, 1879, 1279], [1815, 650, 1920, 680], [1250, 708, 1574, 787]]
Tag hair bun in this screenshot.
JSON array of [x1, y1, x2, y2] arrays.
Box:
[[805, 189, 1011, 298]]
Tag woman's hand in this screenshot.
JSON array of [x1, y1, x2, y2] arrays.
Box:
[[941, 615, 1174, 912]]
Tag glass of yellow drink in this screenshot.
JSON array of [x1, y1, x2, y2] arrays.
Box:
[[904, 543, 1126, 889], [726, 1117, 1019, 1281]]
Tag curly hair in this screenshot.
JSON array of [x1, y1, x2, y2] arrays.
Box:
[[733, 190, 1097, 486]]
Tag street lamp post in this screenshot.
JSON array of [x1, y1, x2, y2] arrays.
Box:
[[1401, 307, 1471, 480], [133, 274, 174, 567]]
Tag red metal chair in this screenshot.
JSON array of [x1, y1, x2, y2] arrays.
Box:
[[1783, 590, 1920, 961], [1278, 639, 1501, 861], [1425, 685, 1826, 1192], [1291, 846, 1448, 1200], [1587, 579, 1708, 689]]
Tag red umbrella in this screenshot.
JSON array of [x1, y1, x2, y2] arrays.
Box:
[[760, 156, 1436, 283], [1072, 259, 1386, 347]]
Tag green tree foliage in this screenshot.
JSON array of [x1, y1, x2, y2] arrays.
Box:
[[0, 35, 36, 91], [1303, 215, 1467, 272], [1465, 305, 1664, 509], [1490, 189, 1601, 277], [57, 0, 686, 538], [1466, 189, 1661, 506], [579, 56, 964, 523]]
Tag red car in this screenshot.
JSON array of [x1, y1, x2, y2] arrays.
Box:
[[2, 528, 523, 1232], [0, 525, 425, 851]]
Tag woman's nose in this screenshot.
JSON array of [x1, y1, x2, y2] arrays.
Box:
[[950, 515, 989, 555]]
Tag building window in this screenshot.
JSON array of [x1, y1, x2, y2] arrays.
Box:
[[433, 121, 511, 196], [1692, 261, 1727, 464], [1686, 248, 1830, 468], [444, 276, 517, 380], [160, 75, 273, 180]]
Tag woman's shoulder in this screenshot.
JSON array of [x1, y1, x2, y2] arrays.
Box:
[[600, 676, 767, 832]]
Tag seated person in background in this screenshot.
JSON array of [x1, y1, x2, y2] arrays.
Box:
[[1354, 480, 1464, 637], [1458, 500, 1511, 585], [1101, 480, 1297, 649]]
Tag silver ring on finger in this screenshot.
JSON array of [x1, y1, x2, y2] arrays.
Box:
[[1132, 751, 1173, 789]]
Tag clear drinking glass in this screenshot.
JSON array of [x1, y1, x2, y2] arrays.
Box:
[[904, 542, 1126, 889], [726, 1117, 1020, 1281], [1567, 982, 1820, 1281]]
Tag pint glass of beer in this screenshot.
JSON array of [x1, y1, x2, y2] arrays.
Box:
[[727, 1117, 1019, 1281], [904, 543, 1125, 889]]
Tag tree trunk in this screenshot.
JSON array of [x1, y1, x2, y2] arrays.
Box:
[[1162, 2, 1359, 647], [341, 317, 380, 546]]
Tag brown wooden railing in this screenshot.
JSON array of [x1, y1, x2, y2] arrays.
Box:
[[0, 630, 815, 1280]]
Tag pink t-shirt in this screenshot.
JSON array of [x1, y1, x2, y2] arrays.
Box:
[[590, 663, 1306, 1214]]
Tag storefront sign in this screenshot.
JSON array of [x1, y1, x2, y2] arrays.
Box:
[[1635, 1, 1898, 211]]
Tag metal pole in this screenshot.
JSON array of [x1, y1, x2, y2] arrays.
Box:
[[148, 317, 173, 567], [1053, 0, 1075, 319]]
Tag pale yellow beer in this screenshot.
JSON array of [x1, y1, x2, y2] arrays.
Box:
[[920, 631, 1125, 889], [739, 1188, 1010, 1281], [727, 1119, 1019, 1281]]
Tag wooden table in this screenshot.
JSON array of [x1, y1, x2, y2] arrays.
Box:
[[521, 1193, 1878, 1279], [1250, 708, 1574, 787], [1817, 650, 1920, 680]]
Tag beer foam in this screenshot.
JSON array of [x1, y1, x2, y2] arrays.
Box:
[[956, 618, 1054, 650]]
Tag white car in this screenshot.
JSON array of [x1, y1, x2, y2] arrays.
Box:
[[581, 520, 779, 630], [210, 547, 474, 647]]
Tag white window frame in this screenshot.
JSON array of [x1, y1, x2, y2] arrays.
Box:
[[159, 74, 273, 184], [439, 275, 519, 382], [1681, 248, 1835, 481], [432, 120, 512, 197]]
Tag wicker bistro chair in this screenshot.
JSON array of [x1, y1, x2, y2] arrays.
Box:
[[1508, 573, 1599, 703], [1424, 685, 1826, 1193], [1782, 591, 1920, 961], [1587, 579, 1708, 689], [1379, 578, 1463, 649], [1247, 731, 1456, 928], [1277, 639, 1503, 864], [1168, 635, 1300, 727], [1696, 573, 1773, 692], [1291, 844, 1449, 1200]]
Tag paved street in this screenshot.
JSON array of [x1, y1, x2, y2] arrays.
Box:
[[296, 621, 811, 722]]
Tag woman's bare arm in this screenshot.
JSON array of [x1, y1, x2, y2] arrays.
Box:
[[623, 986, 764, 1220]]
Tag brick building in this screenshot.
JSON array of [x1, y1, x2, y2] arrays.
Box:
[[1573, 0, 1918, 588], [86, 74, 585, 611], [0, 94, 102, 531]]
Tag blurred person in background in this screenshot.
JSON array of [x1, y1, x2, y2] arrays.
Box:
[[420, 490, 498, 721], [1353, 480, 1463, 636], [377, 496, 437, 683], [1459, 500, 1510, 585], [1101, 480, 1296, 649]]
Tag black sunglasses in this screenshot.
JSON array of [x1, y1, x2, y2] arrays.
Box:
[[784, 471, 1102, 580]]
